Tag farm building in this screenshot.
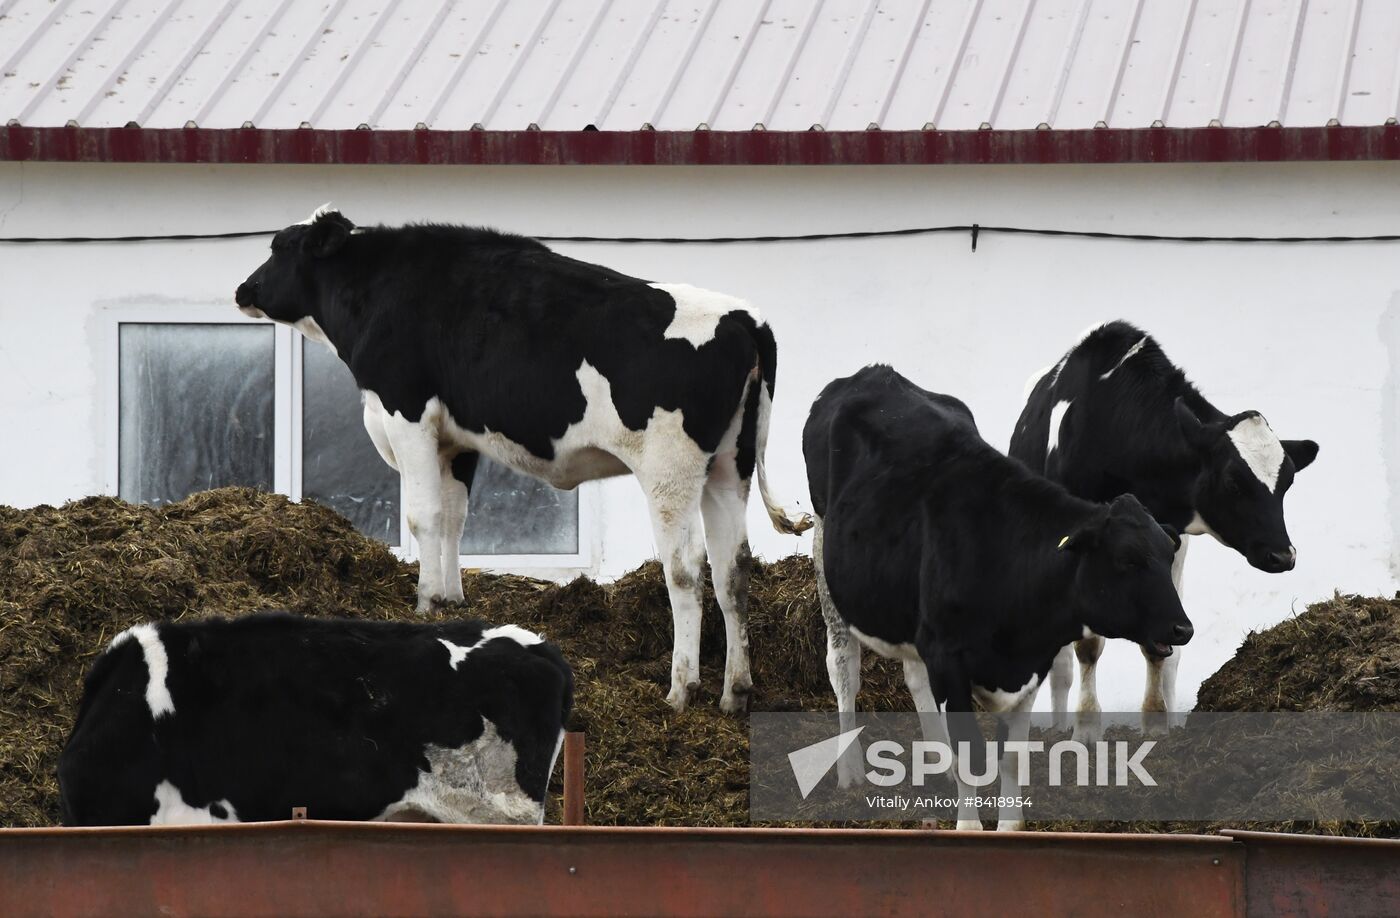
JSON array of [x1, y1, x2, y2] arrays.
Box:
[[2, 0, 1400, 721]]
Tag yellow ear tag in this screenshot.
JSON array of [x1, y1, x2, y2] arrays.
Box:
[[1057, 535, 1070, 550]]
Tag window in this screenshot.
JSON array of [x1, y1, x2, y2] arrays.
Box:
[[118, 323, 276, 506], [105, 310, 590, 569]]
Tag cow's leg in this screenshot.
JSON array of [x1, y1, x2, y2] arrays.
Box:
[[815, 517, 863, 786], [995, 692, 1037, 831], [1072, 635, 1106, 745], [439, 453, 477, 605], [1050, 644, 1074, 732], [643, 482, 707, 712], [702, 462, 754, 714], [1142, 536, 1189, 733], [903, 659, 981, 830], [362, 395, 399, 471], [384, 415, 446, 612]]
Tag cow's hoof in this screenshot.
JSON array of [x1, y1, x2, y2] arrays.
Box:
[[666, 682, 699, 713], [1073, 715, 1104, 745], [1141, 711, 1172, 737], [1072, 725, 1103, 745], [996, 820, 1025, 832], [956, 819, 985, 831], [1052, 714, 1073, 733], [720, 682, 752, 715], [415, 594, 445, 615]]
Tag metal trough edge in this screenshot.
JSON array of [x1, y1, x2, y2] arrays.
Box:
[[1220, 829, 1400, 917], [0, 822, 1242, 918]]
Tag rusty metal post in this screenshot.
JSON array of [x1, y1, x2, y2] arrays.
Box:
[[562, 731, 585, 826]]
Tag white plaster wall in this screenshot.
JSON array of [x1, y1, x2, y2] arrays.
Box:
[[1, 160, 1398, 712]]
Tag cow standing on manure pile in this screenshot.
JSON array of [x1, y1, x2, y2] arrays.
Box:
[[1010, 321, 1318, 739], [804, 365, 1193, 830], [58, 613, 571, 826], [235, 207, 812, 713]]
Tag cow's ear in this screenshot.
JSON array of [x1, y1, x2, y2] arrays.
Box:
[[1159, 523, 1182, 551], [1173, 397, 1211, 451], [1058, 521, 1101, 553], [1282, 439, 1319, 472], [303, 212, 353, 258]]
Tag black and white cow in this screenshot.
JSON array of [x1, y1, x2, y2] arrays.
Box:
[[235, 207, 812, 713], [803, 365, 1193, 830], [59, 613, 572, 826], [1010, 321, 1318, 738]]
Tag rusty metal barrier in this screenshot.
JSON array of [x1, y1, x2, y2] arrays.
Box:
[[1221, 829, 1400, 918], [1, 728, 1390, 918], [0, 823, 1241, 918], [562, 731, 585, 827]]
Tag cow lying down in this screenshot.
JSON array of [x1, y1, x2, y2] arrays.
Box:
[[58, 613, 572, 827]]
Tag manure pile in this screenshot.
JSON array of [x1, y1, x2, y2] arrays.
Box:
[[5, 489, 1400, 833], [1195, 593, 1400, 712], [0, 488, 906, 828]]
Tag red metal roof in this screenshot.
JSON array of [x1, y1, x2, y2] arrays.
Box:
[[2, 1, 1398, 165], [3, 123, 1398, 165]]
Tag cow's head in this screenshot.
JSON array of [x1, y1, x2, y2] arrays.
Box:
[[1061, 494, 1194, 656], [234, 205, 354, 324], [1174, 399, 1318, 573]]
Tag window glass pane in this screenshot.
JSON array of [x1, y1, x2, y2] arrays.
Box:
[[460, 459, 579, 556], [301, 341, 401, 544], [119, 323, 274, 506]]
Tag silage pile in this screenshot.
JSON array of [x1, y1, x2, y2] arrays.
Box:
[[6, 489, 1400, 833], [1195, 593, 1400, 712], [0, 488, 907, 828]]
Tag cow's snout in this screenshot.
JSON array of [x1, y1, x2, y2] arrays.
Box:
[[1255, 545, 1297, 573], [1172, 621, 1194, 644], [235, 281, 265, 318]]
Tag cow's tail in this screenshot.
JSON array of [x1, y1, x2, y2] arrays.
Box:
[[747, 320, 814, 536]]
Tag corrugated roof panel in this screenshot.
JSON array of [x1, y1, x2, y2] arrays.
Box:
[[78, 1, 233, 128], [648, 0, 765, 130], [938, 0, 1034, 131], [762, 2, 874, 132], [591, 0, 701, 130], [1221, 0, 1304, 128], [1283, 0, 1360, 126], [20, 0, 169, 127], [879, 0, 985, 130], [488, 0, 612, 130], [255, 0, 392, 130], [2, 0, 1398, 131], [305, 0, 420, 130], [824, 0, 927, 132], [140, 0, 280, 128], [4, 0, 117, 125], [368, 1, 485, 131], [534, 0, 662, 130], [1112, 0, 1194, 127], [1053, 0, 1141, 129], [993, 0, 1085, 130], [195, 0, 330, 130], [709, 0, 816, 131], [1172, 0, 1254, 128], [1339, 0, 1400, 126]]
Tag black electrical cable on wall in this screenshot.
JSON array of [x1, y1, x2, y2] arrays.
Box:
[[2, 224, 1400, 247]]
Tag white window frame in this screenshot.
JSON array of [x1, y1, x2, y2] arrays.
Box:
[[102, 306, 597, 573]]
